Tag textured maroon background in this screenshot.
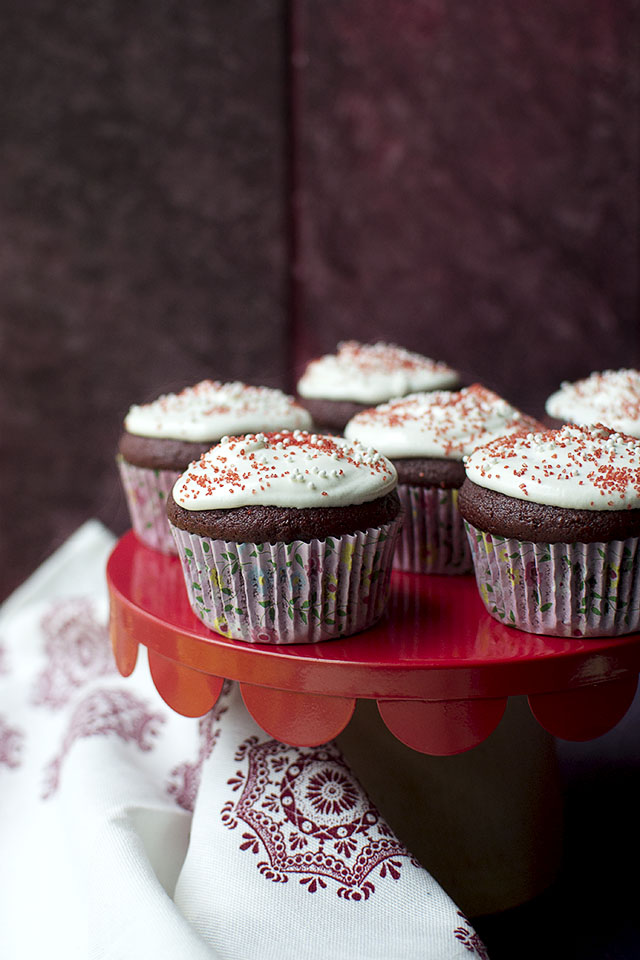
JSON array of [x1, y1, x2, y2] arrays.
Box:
[[2, 0, 639, 598], [1, 1, 290, 597], [292, 0, 639, 412]]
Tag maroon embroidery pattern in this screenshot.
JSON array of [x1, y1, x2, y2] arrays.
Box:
[[454, 912, 490, 958], [42, 688, 165, 798], [32, 598, 116, 709], [0, 715, 23, 770], [167, 682, 232, 811], [221, 738, 418, 900]]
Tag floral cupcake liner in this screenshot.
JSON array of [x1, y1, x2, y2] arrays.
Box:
[[118, 458, 180, 554], [393, 485, 472, 575], [465, 522, 640, 637], [169, 518, 403, 644]]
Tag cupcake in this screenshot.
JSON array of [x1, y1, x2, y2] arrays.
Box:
[[166, 430, 402, 643], [545, 369, 640, 436], [118, 381, 312, 553], [296, 340, 459, 433], [458, 424, 640, 637], [344, 385, 541, 574]]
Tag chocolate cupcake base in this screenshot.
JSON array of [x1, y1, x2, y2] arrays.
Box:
[[295, 396, 371, 434]]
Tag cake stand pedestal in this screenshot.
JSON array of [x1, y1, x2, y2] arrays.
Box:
[[107, 532, 640, 915], [107, 532, 640, 752]]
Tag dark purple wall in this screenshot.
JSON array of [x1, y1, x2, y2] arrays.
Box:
[[292, 0, 640, 414], [2, 1, 639, 598], [1, 1, 290, 598]]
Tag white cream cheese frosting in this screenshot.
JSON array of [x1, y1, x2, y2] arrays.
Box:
[[464, 423, 640, 510], [545, 369, 640, 438], [173, 430, 398, 510], [124, 380, 312, 442], [297, 341, 459, 403], [344, 385, 540, 460]]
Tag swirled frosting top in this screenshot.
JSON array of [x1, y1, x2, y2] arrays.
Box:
[[344, 385, 540, 460], [545, 369, 640, 438], [464, 423, 640, 510], [124, 380, 312, 442], [297, 341, 459, 403], [173, 430, 398, 510]]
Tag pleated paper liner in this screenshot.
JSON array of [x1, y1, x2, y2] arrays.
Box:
[[170, 518, 402, 644], [465, 522, 640, 637], [118, 458, 179, 554], [393, 485, 472, 575]]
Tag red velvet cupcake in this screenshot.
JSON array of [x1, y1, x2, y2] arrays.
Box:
[[118, 381, 312, 553], [545, 369, 640, 436], [296, 341, 459, 433], [344, 385, 540, 574], [166, 430, 402, 643], [459, 424, 640, 637]]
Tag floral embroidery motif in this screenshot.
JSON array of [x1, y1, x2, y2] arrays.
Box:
[[466, 524, 640, 637], [32, 598, 116, 708], [305, 767, 359, 817], [453, 912, 490, 957], [42, 688, 165, 798], [221, 738, 418, 900], [167, 681, 232, 811], [0, 716, 23, 770]]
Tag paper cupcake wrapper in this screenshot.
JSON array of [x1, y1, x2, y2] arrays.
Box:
[[118, 458, 180, 554], [169, 518, 402, 644], [465, 522, 640, 637], [393, 485, 472, 575]]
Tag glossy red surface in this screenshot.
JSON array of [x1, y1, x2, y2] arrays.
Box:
[[107, 532, 640, 752]]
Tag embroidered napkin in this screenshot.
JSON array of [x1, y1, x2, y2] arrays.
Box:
[[0, 521, 487, 959]]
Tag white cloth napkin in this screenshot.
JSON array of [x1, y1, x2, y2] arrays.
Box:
[[0, 521, 488, 960]]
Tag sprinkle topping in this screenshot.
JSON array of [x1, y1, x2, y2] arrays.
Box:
[[297, 341, 459, 403], [124, 380, 312, 442], [545, 369, 640, 438], [173, 431, 398, 511], [464, 423, 640, 510], [344, 384, 541, 460]]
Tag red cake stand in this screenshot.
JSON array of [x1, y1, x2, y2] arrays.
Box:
[[107, 531, 640, 755]]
